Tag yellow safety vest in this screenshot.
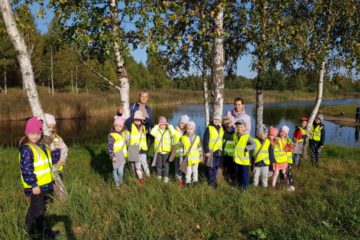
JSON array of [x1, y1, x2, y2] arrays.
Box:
[[110, 131, 128, 158], [309, 125, 323, 142], [129, 123, 148, 151], [273, 138, 288, 164], [53, 134, 64, 172], [253, 138, 270, 165], [297, 127, 307, 143], [208, 126, 224, 152], [223, 137, 235, 157], [285, 137, 293, 164], [181, 135, 201, 166], [20, 143, 54, 189], [233, 133, 250, 166], [173, 128, 184, 157], [154, 129, 172, 154]]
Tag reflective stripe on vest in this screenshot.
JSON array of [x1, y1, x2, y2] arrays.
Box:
[[154, 129, 172, 153], [274, 138, 288, 163], [20, 143, 54, 189], [253, 138, 270, 165], [233, 133, 250, 165], [224, 139, 235, 156], [309, 125, 323, 141], [208, 126, 224, 152], [181, 135, 201, 166], [110, 132, 128, 158], [53, 134, 64, 172], [129, 124, 148, 151], [285, 137, 293, 164]]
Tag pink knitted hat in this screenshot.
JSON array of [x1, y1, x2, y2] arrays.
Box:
[[158, 116, 168, 125], [114, 116, 125, 126], [25, 117, 43, 135]]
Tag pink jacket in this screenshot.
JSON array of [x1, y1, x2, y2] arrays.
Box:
[[227, 109, 252, 133]]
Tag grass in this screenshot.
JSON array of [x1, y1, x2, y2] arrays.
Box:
[[1, 87, 360, 121], [321, 104, 357, 118], [0, 144, 359, 239]]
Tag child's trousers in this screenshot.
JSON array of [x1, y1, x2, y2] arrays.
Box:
[[309, 141, 322, 165], [208, 155, 221, 186], [135, 154, 150, 179], [234, 165, 250, 189], [253, 166, 269, 187], [174, 157, 184, 181], [113, 164, 125, 186], [156, 153, 169, 177], [186, 164, 199, 183]]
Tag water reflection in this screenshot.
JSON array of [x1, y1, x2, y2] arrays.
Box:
[[1, 99, 359, 147]]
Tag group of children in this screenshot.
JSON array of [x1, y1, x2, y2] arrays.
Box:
[[19, 106, 325, 238], [107, 109, 326, 191]]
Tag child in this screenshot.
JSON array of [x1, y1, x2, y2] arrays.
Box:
[[309, 115, 325, 166], [19, 117, 61, 238], [108, 116, 128, 188], [293, 117, 308, 168], [271, 127, 289, 188], [252, 125, 274, 188], [173, 115, 189, 186], [233, 119, 256, 189], [150, 116, 176, 183], [181, 121, 202, 186], [125, 110, 151, 183], [203, 114, 224, 188], [45, 113, 68, 179], [222, 116, 235, 182], [279, 125, 295, 191]]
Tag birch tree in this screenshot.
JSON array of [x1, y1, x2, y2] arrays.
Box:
[[0, 0, 50, 135]]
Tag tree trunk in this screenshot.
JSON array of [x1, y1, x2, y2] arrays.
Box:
[[203, 73, 210, 126], [255, 87, 263, 135], [211, 4, 225, 118], [4, 65, 7, 94], [0, 0, 50, 136], [71, 68, 74, 93], [109, 0, 130, 118], [75, 65, 79, 93], [50, 46, 54, 95], [307, 61, 325, 133]]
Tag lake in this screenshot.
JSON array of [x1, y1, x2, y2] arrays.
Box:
[[1, 99, 360, 147]]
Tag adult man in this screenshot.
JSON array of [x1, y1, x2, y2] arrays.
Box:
[[227, 97, 251, 133], [130, 91, 153, 131]]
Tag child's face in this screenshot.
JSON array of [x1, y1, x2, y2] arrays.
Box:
[[27, 133, 41, 143], [213, 119, 221, 126], [179, 122, 186, 130], [269, 134, 276, 141], [159, 124, 166, 130], [259, 132, 268, 139], [49, 124, 56, 134], [134, 119, 141, 125], [186, 125, 195, 135], [236, 124, 246, 134], [301, 120, 307, 128], [224, 123, 232, 131], [279, 131, 287, 138], [315, 119, 321, 124], [114, 124, 123, 132]]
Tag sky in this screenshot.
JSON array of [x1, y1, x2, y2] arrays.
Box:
[[29, 3, 257, 79]]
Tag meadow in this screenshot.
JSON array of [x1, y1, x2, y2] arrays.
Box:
[[0, 144, 359, 239]]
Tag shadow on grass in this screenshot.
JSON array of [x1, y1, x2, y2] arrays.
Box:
[[47, 214, 76, 240], [84, 146, 112, 182]]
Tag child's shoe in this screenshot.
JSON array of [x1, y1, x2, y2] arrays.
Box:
[[178, 180, 184, 187], [157, 176, 162, 180], [164, 177, 169, 183], [139, 178, 145, 184]]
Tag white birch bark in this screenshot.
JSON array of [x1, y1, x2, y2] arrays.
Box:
[[50, 46, 54, 95], [307, 61, 325, 133], [0, 0, 50, 135], [211, 4, 225, 118], [109, 0, 130, 118]]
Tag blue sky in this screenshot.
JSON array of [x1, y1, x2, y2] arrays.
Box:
[[30, 3, 256, 79]]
